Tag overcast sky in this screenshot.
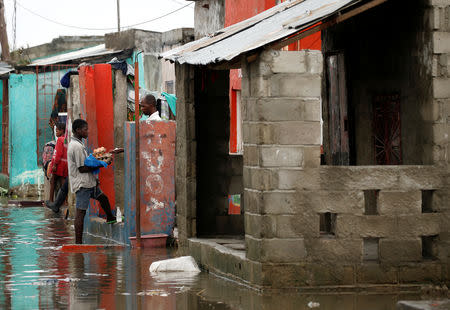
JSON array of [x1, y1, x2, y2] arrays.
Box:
[[3, 0, 194, 50]]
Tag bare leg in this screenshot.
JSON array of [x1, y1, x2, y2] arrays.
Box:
[[96, 194, 116, 222], [49, 175, 56, 202], [75, 209, 86, 244]]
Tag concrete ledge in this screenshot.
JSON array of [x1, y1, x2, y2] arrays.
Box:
[[397, 300, 450, 310], [187, 238, 258, 286], [85, 216, 128, 245]]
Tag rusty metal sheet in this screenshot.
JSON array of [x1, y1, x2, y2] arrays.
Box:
[[124, 121, 176, 238], [160, 0, 358, 65]]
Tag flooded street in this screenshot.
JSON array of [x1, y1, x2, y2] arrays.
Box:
[[0, 200, 430, 310]]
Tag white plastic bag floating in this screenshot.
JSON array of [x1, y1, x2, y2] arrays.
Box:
[[149, 256, 200, 273]]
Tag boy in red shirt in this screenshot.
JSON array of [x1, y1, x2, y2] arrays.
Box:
[[47, 123, 68, 204]]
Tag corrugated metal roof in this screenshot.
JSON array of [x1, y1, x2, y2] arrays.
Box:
[[0, 62, 13, 76], [161, 0, 359, 65], [29, 44, 122, 66]]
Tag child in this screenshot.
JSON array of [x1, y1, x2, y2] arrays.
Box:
[[67, 119, 116, 244], [47, 123, 68, 204]]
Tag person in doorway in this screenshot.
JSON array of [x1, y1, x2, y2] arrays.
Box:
[[140, 94, 162, 121], [48, 123, 68, 202], [67, 119, 116, 244]]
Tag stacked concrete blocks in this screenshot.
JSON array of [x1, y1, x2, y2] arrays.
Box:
[[242, 49, 323, 284], [175, 64, 197, 246]]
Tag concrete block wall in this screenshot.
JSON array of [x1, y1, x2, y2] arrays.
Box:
[[240, 48, 449, 288], [430, 0, 450, 165], [175, 63, 197, 246], [429, 0, 450, 275], [242, 50, 323, 266]]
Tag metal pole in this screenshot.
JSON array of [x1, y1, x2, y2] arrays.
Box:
[[116, 0, 121, 32], [134, 55, 142, 248]]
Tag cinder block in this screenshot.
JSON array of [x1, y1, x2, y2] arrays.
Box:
[[246, 98, 321, 122], [300, 191, 365, 215], [303, 146, 321, 168], [305, 238, 362, 264], [260, 146, 304, 167], [433, 31, 450, 53], [433, 189, 450, 211], [356, 264, 398, 284], [277, 169, 319, 190], [250, 76, 269, 97], [243, 145, 259, 167], [378, 191, 421, 215], [306, 50, 323, 74], [243, 166, 278, 191], [430, 0, 450, 8], [273, 214, 319, 238], [245, 234, 262, 261], [379, 238, 422, 263], [261, 238, 307, 263], [306, 263, 355, 286], [260, 263, 309, 287], [432, 123, 450, 145], [273, 121, 322, 145], [336, 215, 396, 238], [243, 189, 262, 214], [396, 213, 442, 238], [262, 190, 299, 214], [270, 50, 307, 74], [269, 74, 321, 97], [433, 77, 450, 98], [243, 121, 322, 145], [398, 262, 443, 283], [245, 213, 263, 238]]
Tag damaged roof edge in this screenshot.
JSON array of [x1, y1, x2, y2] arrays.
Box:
[[160, 0, 387, 66], [28, 44, 125, 67]]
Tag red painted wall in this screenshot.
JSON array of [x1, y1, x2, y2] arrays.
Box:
[[227, 0, 321, 153], [78, 64, 116, 217]]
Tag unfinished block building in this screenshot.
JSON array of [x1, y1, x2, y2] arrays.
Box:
[[163, 0, 450, 288]]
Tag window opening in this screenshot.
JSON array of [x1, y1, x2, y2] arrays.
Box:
[[363, 238, 379, 262], [421, 190, 435, 213], [364, 190, 379, 215], [319, 212, 336, 236]]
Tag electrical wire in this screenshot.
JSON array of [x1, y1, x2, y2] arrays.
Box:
[[15, 1, 193, 31]]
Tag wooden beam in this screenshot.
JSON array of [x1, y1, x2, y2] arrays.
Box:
[[271, 0, 389, 50], [0, 0, 10, 61]]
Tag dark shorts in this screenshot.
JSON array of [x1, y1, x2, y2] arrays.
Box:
[[75, 186, 103, 210]]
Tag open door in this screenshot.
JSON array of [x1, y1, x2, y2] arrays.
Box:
[[326, 52, 349, 165]]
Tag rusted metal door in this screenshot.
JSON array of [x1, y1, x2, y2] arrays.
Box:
[[2, 78, 8, 175], [326, 52, 349, 165]]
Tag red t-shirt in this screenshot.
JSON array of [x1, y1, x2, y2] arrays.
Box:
[[51, 136, 68, 177]]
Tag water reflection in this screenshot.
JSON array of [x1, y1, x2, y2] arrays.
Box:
[[0, 201, 427, 310]]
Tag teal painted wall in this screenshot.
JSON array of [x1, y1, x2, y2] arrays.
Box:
[[0, 79, 3, 166], [36, 69, 71, 161], [127, 51, 145, 89], [9, 74, 41, 188]]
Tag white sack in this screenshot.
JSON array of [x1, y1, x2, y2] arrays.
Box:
[[149, 256, 200, 273]]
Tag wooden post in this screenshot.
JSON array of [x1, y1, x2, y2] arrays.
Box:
[[134, 55, 142, 248], [0, 0, 10, 61]]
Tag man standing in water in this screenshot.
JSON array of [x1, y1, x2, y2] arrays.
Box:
[[67, 119, 116, 244]]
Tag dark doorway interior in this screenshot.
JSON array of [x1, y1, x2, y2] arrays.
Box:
[[194, 68, 244, 236]]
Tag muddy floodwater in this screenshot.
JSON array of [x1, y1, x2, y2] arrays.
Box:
[[0, 200, 434, 309]]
